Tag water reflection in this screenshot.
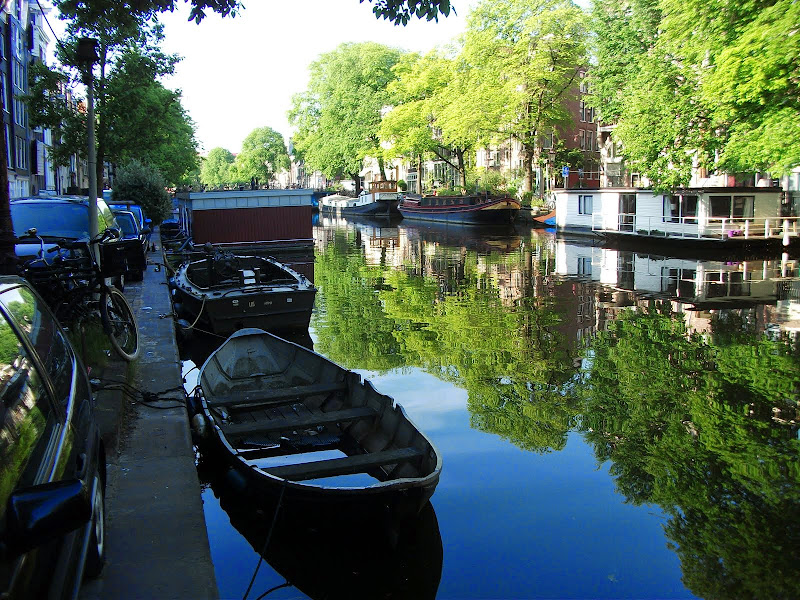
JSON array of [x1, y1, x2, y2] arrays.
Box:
[[197, 456, 443, 600], [185, 215, 799, 600], [311, 216, 800, 599]]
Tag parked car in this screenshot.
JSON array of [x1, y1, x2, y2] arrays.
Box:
[[10, 195, 127, 289], [111, 209, 148, 281], [107, 202, 151, 243], [0, 276, 106, 599]]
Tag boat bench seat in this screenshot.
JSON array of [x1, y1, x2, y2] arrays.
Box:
[[265, 447, 424, 481], [222, 405, 377, 437], [208, 381, 348, 408]]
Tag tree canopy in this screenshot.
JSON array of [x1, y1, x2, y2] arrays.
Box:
[[200, 147, 236, 187], [457, 0, 588, 193], [231, 127, 290, 186], [289, 42, 403, 194], [111, 159, 172, 223], [589, 0, 800, 187]]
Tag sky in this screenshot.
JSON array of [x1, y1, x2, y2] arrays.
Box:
[[158, 0, 479, 154]]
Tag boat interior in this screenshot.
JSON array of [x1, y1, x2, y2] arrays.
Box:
[[199, 332, 438, 488], [186, 254, 301, 290]]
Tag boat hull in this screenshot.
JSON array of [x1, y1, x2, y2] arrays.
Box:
[[398, 195, 520, 225], [190, 329, 442, 519]]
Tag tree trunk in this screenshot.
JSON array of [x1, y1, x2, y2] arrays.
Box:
[[377, 155, 387, 181], [349, 171, 362, 196], [456, 149, 467, 189], [0, 130, 17, 275]]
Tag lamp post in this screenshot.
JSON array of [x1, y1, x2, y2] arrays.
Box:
[[76, 38, 99, 257]]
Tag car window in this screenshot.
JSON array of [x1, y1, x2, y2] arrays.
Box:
[[0, 285, 73, 411], [11, 203, 89, 239], [115, 213, 138, 237], [0, 309, 60, 592]]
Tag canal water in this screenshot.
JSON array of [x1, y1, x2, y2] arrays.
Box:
[[181, 216, 800, 600]]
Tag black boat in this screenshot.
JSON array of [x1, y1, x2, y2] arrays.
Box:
[[188, 328, 442, 520], [170, 246, 316, 336], [398, 192, 521, 225]]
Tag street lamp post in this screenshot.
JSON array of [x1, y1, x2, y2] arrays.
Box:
[[77, 38, 99, 257]]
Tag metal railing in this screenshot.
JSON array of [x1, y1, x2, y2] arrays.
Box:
[[592, 213, 800, 243]]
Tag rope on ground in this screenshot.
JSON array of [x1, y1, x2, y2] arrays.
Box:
[[93, 377, 186, 410]]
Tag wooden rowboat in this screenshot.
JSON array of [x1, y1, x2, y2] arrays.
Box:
[[189, 328, 441, 518]]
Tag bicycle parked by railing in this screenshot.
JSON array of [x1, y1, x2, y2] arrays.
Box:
[[21, 227, 140, 362]]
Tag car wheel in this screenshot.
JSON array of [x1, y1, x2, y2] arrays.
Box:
[[84, 473, 106, 578]]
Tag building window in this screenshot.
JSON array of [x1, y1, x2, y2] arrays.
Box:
[[579, 101, 586, 122], [586, 130, 595, 152], [12, 59, 25, 90], [542, 132, 554, 150], [579, 130, 586, 150], [14, 136, 27, 170], [709, 195, 754, 219], [0, 74, 7, 112], [577, 256, 592, 276], [578, 194, 593, 215], [13, 98, 26, 127]]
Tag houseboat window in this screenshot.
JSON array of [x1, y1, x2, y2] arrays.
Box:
[[577, 256, 592, 276], [663, 195, 698, 223], [710, 195, 754, 219], [732, 196, 755, 218], [709, 196, 732, 218], [578, 195, 593, 215]]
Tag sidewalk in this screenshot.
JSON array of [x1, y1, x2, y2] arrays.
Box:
[[80, 237, 218, 600]]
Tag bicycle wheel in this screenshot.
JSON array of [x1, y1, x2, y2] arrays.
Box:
[[100, 286, 140, 361]]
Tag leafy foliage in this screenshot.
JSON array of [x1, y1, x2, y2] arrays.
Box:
[[111, 159, 172, 223], [458, 0, 589, 193], [578, 304, 800, 598], [289, 43, 403, 192], [200, 147, 236, 187], [231, 127, 290, 186], [590, 0, 800, 184], [103, 46, 199, 185]]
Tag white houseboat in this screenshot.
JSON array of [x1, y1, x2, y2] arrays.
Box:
[[553, 187, 799, 250]]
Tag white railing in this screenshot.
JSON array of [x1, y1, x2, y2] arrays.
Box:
[[591, 213, 800, 244]]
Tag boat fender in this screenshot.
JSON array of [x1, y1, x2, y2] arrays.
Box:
[[191, 413, 210, 440], [167, 277, 178, 291], [223, 467, 249, 494], [176, 318, 193, 340], [172, 302, 184, 317]]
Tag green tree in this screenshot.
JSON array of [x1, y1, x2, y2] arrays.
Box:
[[200, 147, 236, 187], [289, 43, 404, 194], [458, 0, 589, 194], [589, 0, 800, 186], [111, 159, 172, 223], [232, 127, 290, 186], [103, 47, 199, 185], [381, 50, 475, 190]]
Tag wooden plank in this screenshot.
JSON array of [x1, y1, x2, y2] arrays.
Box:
[[222, 406, 377, 437], [207, 381, 347, 407], [264, 447, 423, 481]]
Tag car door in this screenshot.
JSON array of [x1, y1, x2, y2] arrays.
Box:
[[0, 281, 92, 599], [0, 286, 64, 598]]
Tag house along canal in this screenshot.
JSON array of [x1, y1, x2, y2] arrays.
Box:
[[180, 216, 799, 600]]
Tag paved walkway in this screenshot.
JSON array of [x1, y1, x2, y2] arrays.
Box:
[[81, 236, 218, 600]]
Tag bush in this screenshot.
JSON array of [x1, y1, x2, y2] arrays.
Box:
[[112, 159, 172, 225], [397, 179, 407, 191]]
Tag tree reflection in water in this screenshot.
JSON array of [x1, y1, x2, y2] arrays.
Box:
[[579, 303, 800, 599], [313, 224, 800, 598]]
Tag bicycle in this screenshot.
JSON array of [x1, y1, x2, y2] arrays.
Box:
[[22, 228, 140, 362]]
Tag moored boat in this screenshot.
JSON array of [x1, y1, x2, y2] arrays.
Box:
[[398, 193, 520, 225], [170, 246, 316, 336], [320, 180, 401, 217], [189, 328, 442, 518]]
